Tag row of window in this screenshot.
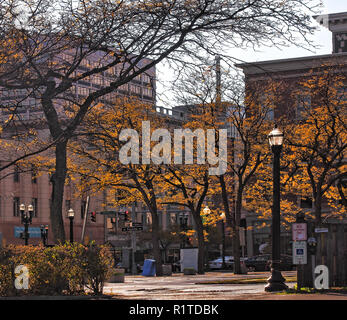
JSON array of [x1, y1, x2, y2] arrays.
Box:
[[60, 53, 153, 84], [13, 166, 37, 183], [260, 88, 347, 121]]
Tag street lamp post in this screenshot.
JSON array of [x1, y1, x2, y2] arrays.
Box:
[[20, 204, 34, 245], [220, 212, 226, 269], [265, 125, 288, 292], [203, 206, 211, 271], [68, 208, 75, 243], [40, 225, 49, 246], [179, 213, 189, 248]]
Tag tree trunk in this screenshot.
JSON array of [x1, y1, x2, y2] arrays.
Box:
[[219, 175, 233, 228], [196, 216, 205, 274], [50, 141, 67, 243], [151, 210, 163, 276], [232, 186, 243, 274]]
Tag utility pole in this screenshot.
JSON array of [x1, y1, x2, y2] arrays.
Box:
[[216, 55, 221, 107]]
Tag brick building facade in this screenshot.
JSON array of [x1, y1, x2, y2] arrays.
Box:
[[236, 12, 347, 257]]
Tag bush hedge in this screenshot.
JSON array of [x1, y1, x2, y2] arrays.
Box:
[[0, 242, 114, 296]]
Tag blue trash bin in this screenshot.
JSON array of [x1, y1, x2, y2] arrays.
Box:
[[142, 259, 156, 276]]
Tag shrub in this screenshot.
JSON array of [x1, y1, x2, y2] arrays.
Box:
[[84, 242, 114, 295], [0, 242, 114, 296]]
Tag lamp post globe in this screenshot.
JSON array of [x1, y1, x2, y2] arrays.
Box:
[[265, 125, 288, 292], [27, 204, 34, 223], [68, 208, 74, 243], [203, 206, 211, 215], [268, 125, 284, 148], [68, 208, 75, 218]]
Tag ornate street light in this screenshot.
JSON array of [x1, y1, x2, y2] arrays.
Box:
[[20, 204, 34, 245], [265, 125, 288, 292], [68, 208, 75, 243]]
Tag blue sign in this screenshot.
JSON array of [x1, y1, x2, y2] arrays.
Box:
[[14, 226, 42, 238], [296, 248, 304, 255]]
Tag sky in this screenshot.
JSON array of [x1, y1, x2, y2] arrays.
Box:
[[156, 0, 347, 107]]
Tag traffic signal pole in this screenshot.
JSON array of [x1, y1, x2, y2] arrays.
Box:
[[131, 203, 137, 275], [80, 196, 90, 244]]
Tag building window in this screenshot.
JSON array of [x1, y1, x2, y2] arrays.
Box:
[[65, 200, 71, 214], [31, 165, 37, 184], [14, 166, 20, 182], [260, 94, 274, 121], [147, 212, 152, 225], [300, 197, 313, 209], [13, 197, 20, 217], [179, 213, 188, 228], [296, 94, 311, 119], [169, 213, 177, 226], [32, 198, 38, 217], [266, 108, 274, 121]]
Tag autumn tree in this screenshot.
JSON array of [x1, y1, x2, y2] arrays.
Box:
[[69, 98, 175, 276], [247, 65, 347, 226], [0, 0, 320, 243], [284, 66, 347, 225], [171, 60, 277, 273]]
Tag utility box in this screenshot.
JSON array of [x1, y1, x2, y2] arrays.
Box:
[[122, 248, 131, 272], [162, 264, 172, 276], [180, 248, 198, 273]]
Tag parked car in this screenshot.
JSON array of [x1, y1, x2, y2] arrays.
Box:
[[208, 256, 234, 270], [245, 254, 294, 271]]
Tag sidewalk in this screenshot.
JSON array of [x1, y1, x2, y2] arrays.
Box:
[[1, 271, 346, 300], [103, 271, 347, 300]]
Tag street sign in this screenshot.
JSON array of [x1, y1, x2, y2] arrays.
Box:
[[132, 222, 143, 227], [121, 226, 143, 232], [99, 211, 118, 215], [315, 227, 328, 233], [293, 241, 307, 264], [292, 223, 307, 241]]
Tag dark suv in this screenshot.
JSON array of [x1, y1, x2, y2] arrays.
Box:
[[245, 254, 294, 271]]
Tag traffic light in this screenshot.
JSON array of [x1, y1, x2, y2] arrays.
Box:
[[91, 211, 96, 222], [124, 210, 129, 221]]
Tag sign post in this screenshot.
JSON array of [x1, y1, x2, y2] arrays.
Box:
[[131, 204, 137, 275], [292, 220, 307, 290]]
